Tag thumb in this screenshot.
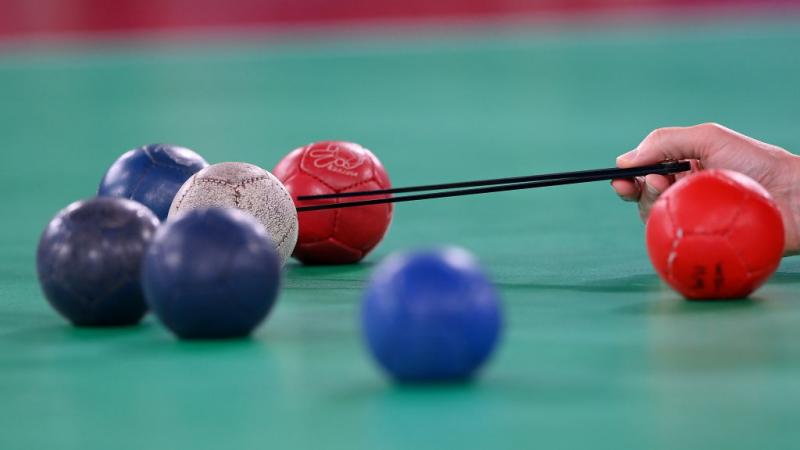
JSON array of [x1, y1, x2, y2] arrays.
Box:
[[617, 124, 721, 168]]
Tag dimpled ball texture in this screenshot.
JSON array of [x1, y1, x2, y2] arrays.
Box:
[[98, 144, 209, 221], [361, 247, 503, 382], [36, 197, 160, 326], [142, 208, 282, 339], [168, 162, 298, 265], [646, 169, 784, 299], [273, 141, 392, 265]]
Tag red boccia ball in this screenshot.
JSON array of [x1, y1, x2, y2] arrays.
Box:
[[273, 141, 392, 265], [646, 169, 784, 299]]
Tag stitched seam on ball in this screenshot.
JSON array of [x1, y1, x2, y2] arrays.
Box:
[[194, 177, 270, 208], [728, 238, 754, 277], [196, 178, 239, 188], [195, 176, 267, 188], [329, 236, 364, 258], [151, 161, 198, 175], [237, 176, 269, 187], [340, 178, 379, 192], [128, 164, 154, 199], [722, 194, 747, 238], [298, 150, 339, 191], [61, 271, 132, 308], [665, 198, 680, 283], [276, 178, 292, 196], [308, 172, 390, 247], [59, 281, 97, 307], [302, 235, 331, 244], [173, 176, 197, 211], [338, 171, 389, 199], [301, 171, 338, 192], [725, 191, 755, 275], [374, 165, 389, 189], [143, 147, 199, 175], [233, 186, 242, 208], [370, 171, 393, 215], [282, 172, 298, 188], [283, 156, 300, 180], [337, 159, 376, 191], [275, 220, 296, 247], [339, 160, 381, 191], [143, 146, 158, 164]]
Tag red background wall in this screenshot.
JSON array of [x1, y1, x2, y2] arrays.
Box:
[[1, 0, 798, 40]]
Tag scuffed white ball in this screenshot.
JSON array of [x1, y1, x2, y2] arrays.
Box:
[[169, 162, 298, 265]]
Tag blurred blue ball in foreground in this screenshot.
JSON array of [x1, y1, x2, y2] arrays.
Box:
[[98, 144, 209, 220], [361, 247, 502, 382], [142, 208, 281, 339], [36, 197, 159, 327]]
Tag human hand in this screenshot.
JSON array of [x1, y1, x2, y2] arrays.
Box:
[[611, 123, 800, 255]]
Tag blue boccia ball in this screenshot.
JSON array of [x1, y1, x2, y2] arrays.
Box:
[[98, 144, 209, 221], [36, 197, 160, 327], [361, 247, 503, 382], [142, 208, 282, 339]]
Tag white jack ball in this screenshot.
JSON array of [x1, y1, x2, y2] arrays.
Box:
[[169, 162, 299, 265]]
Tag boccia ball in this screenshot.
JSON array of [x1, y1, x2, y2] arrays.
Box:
[[168, 162, 298, 265], [142, 208, 282, 339], [646, 169, 784, 299], [273, 141, 392, 265], [361, 247, 503, 382], [98, 144, 209, 220], [36, 197, 160, 326]]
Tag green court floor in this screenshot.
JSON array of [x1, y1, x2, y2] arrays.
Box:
[[1, 18, 800, 450]]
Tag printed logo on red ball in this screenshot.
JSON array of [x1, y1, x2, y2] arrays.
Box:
[[308, 144, 366, 176], [300, 142, 375, 190]]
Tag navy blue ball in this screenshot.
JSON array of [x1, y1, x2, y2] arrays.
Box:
[[361, 247, 503, 382], [98, 144, 208, 221], [36, 197, 160, 327], [142, 208, 282, 339]]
